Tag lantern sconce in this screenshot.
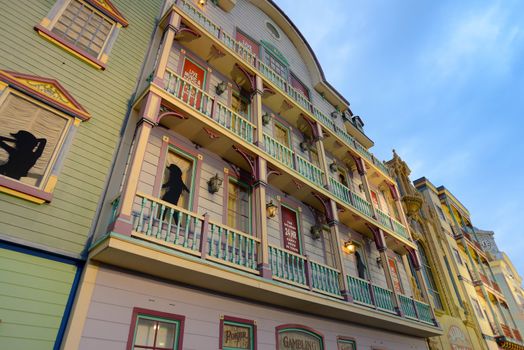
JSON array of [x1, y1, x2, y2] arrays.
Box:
[[266, 200, 278, 218], [262, 112, 273, 126], [329, 161, 338, 173], [343, 240, 356, 254], [376, 256, 383, 268], [331, 110, 342, 119], [198, 0, 207, 6], [310, 224, 323, 240], [207, 173, 223, 194], [215, 81, 227, 96]]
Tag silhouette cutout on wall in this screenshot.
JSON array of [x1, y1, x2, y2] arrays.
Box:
[[0, 130, 47, 181], [162, 164, 190, 224], [355, 251, 368, 279]]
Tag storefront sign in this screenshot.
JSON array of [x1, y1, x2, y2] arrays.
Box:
[[278, 329, 323, 350], [281, 206, 300, 253], [181, 58, 205, 106], [223, 323, 251, 349], [236, 31, 259, 57]]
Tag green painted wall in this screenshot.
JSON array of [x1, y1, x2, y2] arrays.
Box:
[[0, 247, 77, 349], [0, 0, 163, 256]]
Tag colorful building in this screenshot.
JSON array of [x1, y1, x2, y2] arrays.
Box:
[[413, 176, 524, 350], [0, 0, 163, 349], [59, 0, 442, 349]]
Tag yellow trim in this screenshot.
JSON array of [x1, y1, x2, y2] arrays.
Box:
[[0, 185, 45, 204], [74, 118, 81, 126], [60, 262, 100, 350], [44, 175, 58, 193], [0, 81, 8, 90], [36, 30, 104, 70]]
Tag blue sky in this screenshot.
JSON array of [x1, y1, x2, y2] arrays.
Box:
[[274, 0, 524, 275]]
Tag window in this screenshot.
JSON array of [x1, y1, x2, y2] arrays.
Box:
[[416, 242, 444, 310], [227, 179, 251, 233], [220, 316, 256, 350], [160, 148, 196, 210], [471, 298, 484, 319], [264, 52, 287, 78], [127, 308, 184, 350], [0, 70, 90, 203], [388, 256, 404, 294], [265, 21, 281, 40], [290, 73, 310, 100], [354, 244, 368, 280], [274, 122, 290, 148], [453, 248, 463, 265], [337, 337, 357, 350], [35, 0, 128, 69]]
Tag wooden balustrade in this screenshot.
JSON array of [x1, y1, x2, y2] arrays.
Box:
[[376, 208, 393, 230], [350, 191, 373, 218], [268, 244, 307, 287], [310, 260, 342, 296], [399, 294, 418, 319], [263, 133, 294, 168], [373, 285, 396, 313], [347, 275, 373, 306], [415, 300, 434, 324], [296, 155, 324, 187]]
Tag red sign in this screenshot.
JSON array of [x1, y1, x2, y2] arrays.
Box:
[[290, 74, 310, 100], [281, 206, 300, 253], [236, 31, 259, 57], [388, 257, 403, 294], [181, 58, 205, 107]]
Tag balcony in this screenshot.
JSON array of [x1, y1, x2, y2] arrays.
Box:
[[152, 69, 412, 250], [95, 193, 439, 336], [168, 0, 392, 183]]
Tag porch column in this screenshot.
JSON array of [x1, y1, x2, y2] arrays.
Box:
[[253, 75, 264, 147], [387, 182, 411, 237], [109, 93, 161, 235], [312, 121, 330, 188], [327, 199, 352, 301], [152, 11, 182, 86], [253, 156, 271, 278], [370, 226, 403, 316]]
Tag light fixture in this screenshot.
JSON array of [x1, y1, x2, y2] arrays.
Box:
[[329, 161, 338, 173], [376, 256, 382, 267], [266, 200, 278, 218], [198, 0, 207, 6], [310, 224, 323, 240], [262, 112, 272, 126], [215, 81, 227, 95], [343, 240, 356, 254], [207, 173, 223, 194]]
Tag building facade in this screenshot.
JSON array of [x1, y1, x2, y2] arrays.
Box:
[[413, 177, 523, 350], [0, 0, 163, 349], [59, 0, 442, 349]]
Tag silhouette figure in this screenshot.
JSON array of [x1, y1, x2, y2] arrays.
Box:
[[162, 164, 189, 224], [0, 130, 47, 180], [355, 251, 368, 279]]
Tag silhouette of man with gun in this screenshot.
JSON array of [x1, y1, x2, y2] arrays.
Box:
[[0, 130, 47, 180]]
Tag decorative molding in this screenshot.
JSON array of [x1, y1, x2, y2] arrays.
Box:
[[86, 0, 129, 27]]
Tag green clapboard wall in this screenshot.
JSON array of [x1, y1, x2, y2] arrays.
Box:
[[0, 247, 77, 349]]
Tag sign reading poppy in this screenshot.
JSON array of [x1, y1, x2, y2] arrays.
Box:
[[181, 58, 205, 107], [281, 206, 300, 253]]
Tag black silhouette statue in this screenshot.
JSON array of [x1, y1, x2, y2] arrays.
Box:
[[0, 130, 47, 180], [355, 251, 368, 279], [162, 164, 189, 223]]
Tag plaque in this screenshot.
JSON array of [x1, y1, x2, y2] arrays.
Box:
[[278, 328, 323, 350], [223, 323, 252, 349], [281, 206, 300, 253]]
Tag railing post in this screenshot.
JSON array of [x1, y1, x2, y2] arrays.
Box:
[[253, 157, 271, 279], [199, 213, 210, 259], [305, 255, 313, 291], [369, 282, 377, 309], [412, 298, 420, 320]]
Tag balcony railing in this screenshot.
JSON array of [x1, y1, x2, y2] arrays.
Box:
[[399, 294, 418, 319], [174, 0, 391, 179], [376, 208, 393, 230], [122, 192, 436, 327], [328, 177, 376, 220], [164, 69, 256, 144], [296, 154, 324, 188]]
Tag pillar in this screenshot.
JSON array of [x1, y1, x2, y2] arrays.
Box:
[[253, 75, 264, 147], [253, 157, 271, 278], [152, 11, 182, 87]]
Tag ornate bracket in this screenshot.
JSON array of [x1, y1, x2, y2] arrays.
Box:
[[207, 44, 226, 63], [301, 114, 323, 141], [366, 224, 387, 252], [312, 193, 335, 225], [157, 109, 187, 123], [234, 63, 256, 92], [406, 246, 421, 270], [387, 182, 399, 201], [233, 145, 256, 180], [262, 85, 276, 96], [351, 153, 366, 176], [174, 26, 201, 41], [267, 168, 281, 179], [203, 127, 220, 139]]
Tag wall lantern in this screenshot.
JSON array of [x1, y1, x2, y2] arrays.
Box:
[[262, 112, 272, 126], [376, 256, 383, 268], [266, 200, 278, 218], [343, 240, 356, 254], [329, 161, 338, 173], [215, 81, 227, 96], [331, 110, 342, 119], [207, 173, 223, 194], [310, 224, 323, 240], [198, 0, 207, 6]]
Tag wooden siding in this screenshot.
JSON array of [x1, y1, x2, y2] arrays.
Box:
[[0, 247, 77, 350], [77, 265, 429, 350], [0, 0, 163, 255]]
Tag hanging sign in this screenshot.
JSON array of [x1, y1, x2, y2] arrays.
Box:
[[181, 58, 205, 107], [388, 257, 403, 294], [282, 206, 300, 254]]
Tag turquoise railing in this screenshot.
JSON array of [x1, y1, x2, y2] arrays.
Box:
[[392, 217, 409, 239], [372, 155, 390, 175], [215, 101, 256, 143], [268, 244, 307, 286], [415, 300, 434, 324], [164, 69, 256, 144], [399, 294, 417, 319], [350, 191, 374, 218], [329, 177, 352, 204], [310, 261, 341, 296], [347, 275, 373, 305], [207, 221, 259, 271], [164, 69, 213, 117], [376, 208, 393, 230], [174, 0, 392, 180], [372, 285, 395, 313], [263, 133, 295, 168], [296, 155, 324, 187], [134, 192, 204, 252], [109, 195, 120, 224]]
